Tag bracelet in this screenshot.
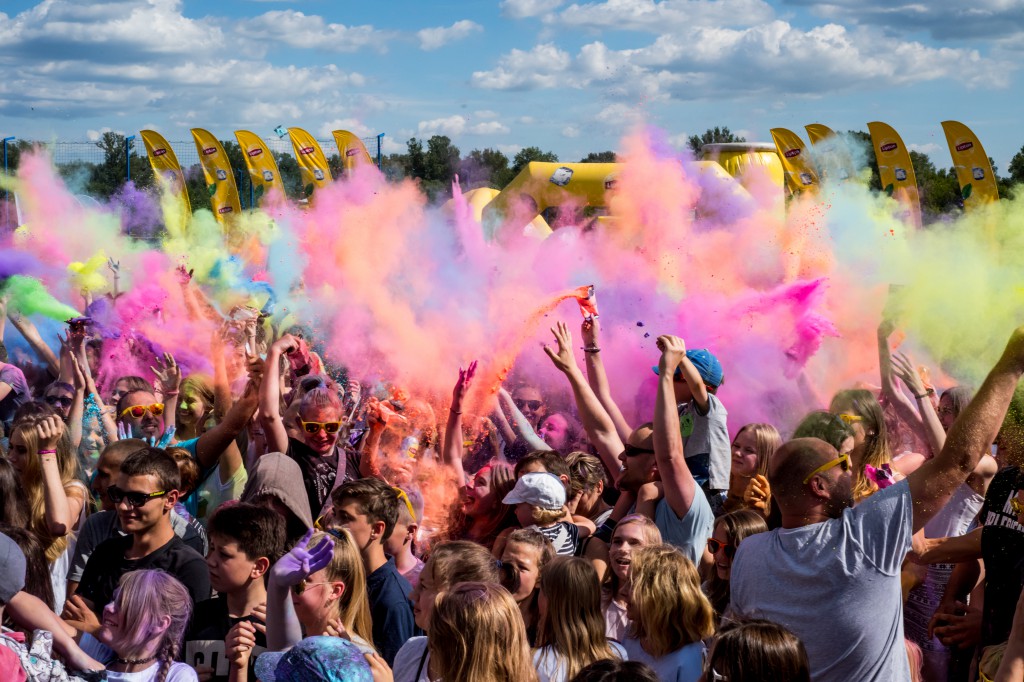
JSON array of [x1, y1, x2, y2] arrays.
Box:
[[914, 389, 934, 399], [163, 390, 179, 396], [38, 449, 57, 455], [450, 408, 462, 415], [582, 346, 601, 353]]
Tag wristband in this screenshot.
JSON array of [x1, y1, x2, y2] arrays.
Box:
[[914, 389, 934, 399], [39, 449, 58, 457], [163, 390, 180, 396], [450, 408, 462, 415], [583, 346, 601, 353]]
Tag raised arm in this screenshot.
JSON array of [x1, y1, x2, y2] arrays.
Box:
[[195, 354, 263, 470], [358, 398, 388, 480], [878, 321, 928, 439], [36, 416, 84, 537], [65, 350, 86, 449], [441, 362, 476, 485], [152, 352, 180, 437], [543, 322, 624, 476], [580, 314, 633, 442], [7, 312, 60, 378], [496, 388, 547, 451], [654, 335, 697, 518], [267, 530, 334, 651], [676, 344, 710, 414], [909, 325, 1024, 532], [891, 350, 946, 456], [260, 334, 297, 455]]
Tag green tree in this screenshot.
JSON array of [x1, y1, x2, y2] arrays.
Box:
[[404, 138, 426, 180], [579, 151, 616, 163], [686, 127, 745, 157], [510, 147, 559, 177], [86, 132, 152, 199], [402, 136, 461, 200], [1009, 144, 1024, 185], [845, 130, 882, 192], [460, 148, 510, 188]]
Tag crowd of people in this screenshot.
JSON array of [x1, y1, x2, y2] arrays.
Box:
[[0, 271, 1022, 682]]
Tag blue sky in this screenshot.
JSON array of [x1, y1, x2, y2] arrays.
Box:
[[1, 0, 1022, 169]]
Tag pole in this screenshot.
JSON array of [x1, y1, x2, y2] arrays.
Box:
[[2, 136, 14, 230], [376, 133, 385, 170], [125, 135, 136, 182]]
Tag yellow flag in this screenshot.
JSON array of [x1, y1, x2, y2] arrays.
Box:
[[288, 128, 332, 200], [190, 129, 242, 223], [867, 122, 921, 228], [234, 130, 283, 205], [804, 123, 836, 145], [770, 128, 819, 194], [941, 121, 999, 210], [139, 130, 191, 231], [332, 130, 374, 175]]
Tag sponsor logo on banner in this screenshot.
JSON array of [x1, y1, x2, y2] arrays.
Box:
[[216, 169, 227, 181], [299, 146, 315, 155], [262, 170, 274, 182], [153, 148, 167, 157], [799, 172, 814, 186], [784, 148, 801, 158], [202, 147, 217, 156], [248, 148, 263, 157], [895, 168, 907, 181], [880, 142, 898, 152], [218, 206, 233, 214], [345, 149, 360, 157], [973, 167, 985, 180], [313, 169, 325, 181], [550, 167, 574, 186], [956, 141, 974, 152]]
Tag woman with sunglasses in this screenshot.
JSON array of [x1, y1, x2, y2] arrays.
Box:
[[7, 413, 87, 614], [702, 510, 768, 621], [265, 528, 376, 657]]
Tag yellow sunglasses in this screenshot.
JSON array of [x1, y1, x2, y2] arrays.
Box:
[[803, 451, 852, 485]]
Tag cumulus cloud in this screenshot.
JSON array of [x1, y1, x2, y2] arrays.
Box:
[[555, 0, 775, 32], [471, 43, 574, 89], [236, 10, 392, 53], [501, 0, 566, 19], [417, 115, 468, 136], [468, 121, 510, 134], [417, 19, 482, 50], [318, 118, 375, 138], [562, 124, 581, 137]]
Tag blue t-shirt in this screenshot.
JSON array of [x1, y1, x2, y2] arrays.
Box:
[[655, 486, 714, 567], [622, 638, 703, 682], [367, 557, 415, 666]]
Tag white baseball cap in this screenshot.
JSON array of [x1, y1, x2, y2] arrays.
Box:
[[503, 472, 566, 510]]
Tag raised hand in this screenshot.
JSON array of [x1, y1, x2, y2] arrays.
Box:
[[891, 351, 927, 396], [543, 322, 578, 375], [175, 263, 194, 286], [37, 415, 65, 452], [452, 361, 477, 412], [69, 352, 88, 392], [656, 334, 687, 374], [269, 528, 335, 588], [581, 313, 601, 349], [151, 352, 181, 395]]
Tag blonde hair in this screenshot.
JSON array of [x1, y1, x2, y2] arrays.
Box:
[[429, 582, 538, 682], [311, 530, 374, 646], [12, 417, 82, 562], [629, 544, 715, 657], [536, 557, 619, 679], [603, 514, 662, 597], [531, 506, 565, 526], [734, 423, 782, 479], [110, 570, 192, 682], [830, 389, 892, 502]]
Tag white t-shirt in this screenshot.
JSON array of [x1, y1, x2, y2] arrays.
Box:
[[392, 636, 431, 682], [533, 641, 627, 682], [79, 634, 198, 682], [730, 479, 914, 682]]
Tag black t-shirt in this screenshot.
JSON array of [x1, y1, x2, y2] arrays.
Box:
[[286, 437, 342, 517], [78, 533, 211, 615], [980, 466, 1024, 646], [367, 557, 415, 666], [183, 596, 267, 682]]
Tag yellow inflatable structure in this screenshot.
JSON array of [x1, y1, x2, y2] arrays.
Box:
[[700, 143, 784, 192]]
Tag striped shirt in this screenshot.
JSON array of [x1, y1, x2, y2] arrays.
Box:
[[532, 521, 580, 556]]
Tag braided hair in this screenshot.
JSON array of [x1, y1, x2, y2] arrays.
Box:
[[107, 570, 192, 682]]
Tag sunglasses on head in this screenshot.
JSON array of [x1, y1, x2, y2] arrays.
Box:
[[45, 395, 74, 408], [301, 420, 342, 435], [836, 413, 863, 425], [623, 444, 656, 457], [514, 399, 543, 411], [119, 403, 165, 420], [107, 485, 168, 508], [707, 537, 736, 560]]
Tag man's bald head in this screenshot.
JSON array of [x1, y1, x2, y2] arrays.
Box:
[[769, 438, 842, 504]]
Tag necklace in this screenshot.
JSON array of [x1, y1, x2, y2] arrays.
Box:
[[115, 655, 157, 666]]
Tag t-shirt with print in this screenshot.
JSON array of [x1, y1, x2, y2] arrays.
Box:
[[980, 466, 1024, 647], [533, 521, 580, 556], [77, 534, 210, 615], [677, 393, 730, 491], [183, 596, 266, 682], [285, 437, 342, 518], [0, 364, 30, 430], [655, 487, 714, 567], [730, 479, 914, 682]]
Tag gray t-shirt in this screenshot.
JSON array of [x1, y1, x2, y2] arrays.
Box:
[[655, 487, 714, 567], [678, 393, 730, 491], [730, 479, 914, 682]]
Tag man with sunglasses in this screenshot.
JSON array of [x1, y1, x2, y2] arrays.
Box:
[[70, 447, 210, 623], [729, 326, 1024, 681]]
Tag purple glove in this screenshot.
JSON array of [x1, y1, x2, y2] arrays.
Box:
[[270, 528, 335, 588]]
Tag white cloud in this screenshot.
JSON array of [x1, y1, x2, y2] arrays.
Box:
[[380, 137, 406, 155], [417, 115, 468, 137], [236, 10, 392, 53], [555, 0, 774, 32], [595, 103, 645, 126], [471, 43, 574, 89], [416, 19, 482, 50], [496, 143, 524, 155], [318, 118, 375, 138], [519, 116, 537, 124], [562, 125, 581, 137], [468, 121, 510, 135], [474, 109, 500, 119], [908, 142, 942, 156], [501, 0, 566, 19]]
